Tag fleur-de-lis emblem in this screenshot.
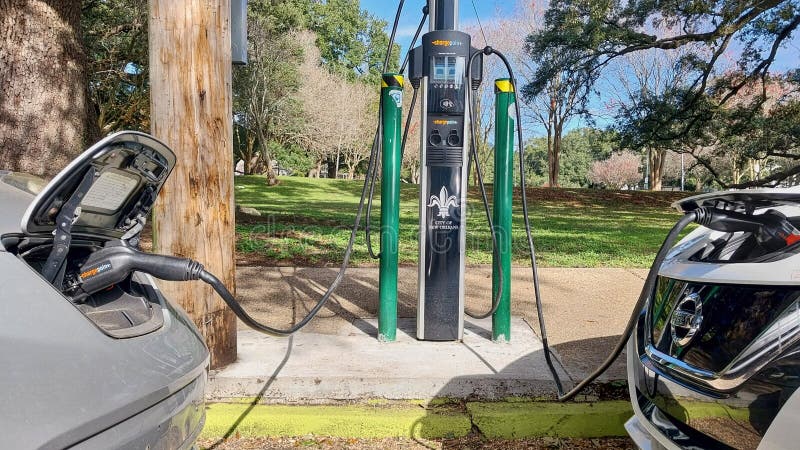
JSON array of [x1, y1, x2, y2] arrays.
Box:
[[428, 186, 459, 218]]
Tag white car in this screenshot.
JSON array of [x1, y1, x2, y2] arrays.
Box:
[[626, 187, 800, 449]]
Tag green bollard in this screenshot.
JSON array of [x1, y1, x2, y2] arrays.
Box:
[[492, 79, 515, 342], [378, 73, 403, 342]]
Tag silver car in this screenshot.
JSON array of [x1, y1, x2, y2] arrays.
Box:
[[0, 132, 209, 449]]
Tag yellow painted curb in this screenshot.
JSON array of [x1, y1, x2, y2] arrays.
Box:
[[201, 402, 472, 439]]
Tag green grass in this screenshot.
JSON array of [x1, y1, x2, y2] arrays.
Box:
[[235, 176, 689, 268]]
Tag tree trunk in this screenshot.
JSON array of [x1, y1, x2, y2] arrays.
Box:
[[254, 127, 278, 185], [244, 134, 257, 175], [308, 159, 322, 178], [326, 155, 336, 178], [149, 0, 237, 368], [732, 159, 742, 185], [0, 0, 95, 178], [549, 123, 562, 188], [649, 149, 665, 191]]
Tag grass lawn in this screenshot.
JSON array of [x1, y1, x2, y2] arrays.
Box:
[[234, 176, 690, 268]]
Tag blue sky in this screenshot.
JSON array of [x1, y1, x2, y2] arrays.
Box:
[[361, 0, 507, 56], [361, 0, 799, 138], [363, 0, 799, 73]]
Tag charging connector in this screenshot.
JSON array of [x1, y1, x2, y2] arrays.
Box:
[[695, 207, 800, 251], [72, 244, 204, 301]]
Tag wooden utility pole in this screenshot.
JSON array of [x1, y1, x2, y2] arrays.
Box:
[[149, 0, 237, 367]]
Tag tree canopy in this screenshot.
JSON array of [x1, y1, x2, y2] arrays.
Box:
[[308, 0, 399, 82], [77, 0, 398, 180], [83, 0, 149, 134], [526, 0, 799, 187]]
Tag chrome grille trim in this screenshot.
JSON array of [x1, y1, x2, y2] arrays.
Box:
[[645, 298, 800, 392]]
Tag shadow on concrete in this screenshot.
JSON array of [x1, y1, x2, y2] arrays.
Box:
[[232, 265, 643, 378], [216, 265, 635, 444], [551, 335, 629, 381], [205, 327, 631, 445], [283, 268, 381, 335]]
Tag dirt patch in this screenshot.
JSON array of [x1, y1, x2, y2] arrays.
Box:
[[505, 187, 686, 209], [235, 210, 343, 227]]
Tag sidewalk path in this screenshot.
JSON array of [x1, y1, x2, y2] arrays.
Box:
[[232, 266, 648, 383]]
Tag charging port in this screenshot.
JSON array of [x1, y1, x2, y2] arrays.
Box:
[[429, 130, 442, 146], [447, 130, 461, 147]]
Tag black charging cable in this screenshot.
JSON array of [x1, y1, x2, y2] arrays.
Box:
[[485, 47, 704, 400], [70, 205, 696, 340], [156, 1, 411, 335], [546, 212, 696, 400], [75, 3, 427, 336], [461, 48, 505, 319], [365, 4, 428, 259]]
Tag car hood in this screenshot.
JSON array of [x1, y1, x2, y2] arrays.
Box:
[[0, 172, 41, 241], [20, 131, 175, 240], [674, 186, 800, 213]]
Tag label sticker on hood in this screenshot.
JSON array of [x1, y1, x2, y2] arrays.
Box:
[[81, 171, 139, 211]]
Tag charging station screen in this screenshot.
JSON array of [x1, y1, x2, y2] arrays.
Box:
[[432, 56, 464, 86]]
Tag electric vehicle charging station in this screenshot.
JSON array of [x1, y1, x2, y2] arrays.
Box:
[[406, 0, 484, 341], [6, 1, 800, 446]]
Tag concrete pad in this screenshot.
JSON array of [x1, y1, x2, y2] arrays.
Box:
[[208, 317, 571, 402], [233, 266, 649, 382]]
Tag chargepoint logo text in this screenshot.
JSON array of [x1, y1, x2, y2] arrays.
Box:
[[80, 262, 113, 280], [431, 39, 464, 47], [428, 186, 459, 219]]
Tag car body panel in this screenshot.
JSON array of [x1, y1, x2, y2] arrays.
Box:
[[0, 172, 37, 249], [71, 372, 206, 450], [674, 187, 800, 214], [0, 253, 208, 448], [0, 132, 208, 449], [760, 384, 800, 450]]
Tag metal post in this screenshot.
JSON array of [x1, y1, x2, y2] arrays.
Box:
[[681, 153, 685, 191], [492, 79, 514, 342], [431, 0, 458, 30], [378, 73, 404, 342]]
